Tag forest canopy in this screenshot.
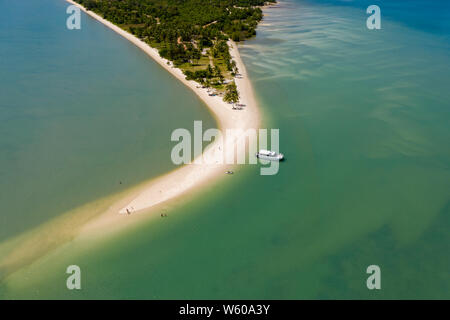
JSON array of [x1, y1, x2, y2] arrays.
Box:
[[75, 0, 275, 91]]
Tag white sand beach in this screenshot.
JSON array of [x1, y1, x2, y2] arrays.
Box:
[[0, 1, 264, 279], [66, 1, 261, 223]]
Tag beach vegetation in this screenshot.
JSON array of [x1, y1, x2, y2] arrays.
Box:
[[75, 0, 275, 86], [223, 82, 240, 104]]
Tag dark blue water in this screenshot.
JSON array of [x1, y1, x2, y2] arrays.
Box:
[[310, 0, 450, 36]]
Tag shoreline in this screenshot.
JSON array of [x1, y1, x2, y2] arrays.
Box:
[[66, 0, 261, 223], [0, 0, 269, 280]]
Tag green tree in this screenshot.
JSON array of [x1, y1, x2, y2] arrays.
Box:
[[223, 82, 239, 104]]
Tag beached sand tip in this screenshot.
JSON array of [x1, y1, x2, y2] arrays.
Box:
[[66, 0, 261, 219]]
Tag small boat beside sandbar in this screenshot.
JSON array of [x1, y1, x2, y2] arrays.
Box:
[[256, 149, 284, 161]]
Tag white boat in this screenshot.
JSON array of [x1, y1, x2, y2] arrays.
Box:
[[256, 149, 284, 161]]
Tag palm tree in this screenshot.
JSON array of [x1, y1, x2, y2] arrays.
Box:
[[223, 82, 239, 104]]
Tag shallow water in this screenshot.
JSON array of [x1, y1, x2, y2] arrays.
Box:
[[1, 0, 449, 298], [0, 0, 216, 241]]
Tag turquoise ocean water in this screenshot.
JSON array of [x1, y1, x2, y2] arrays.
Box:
[[0, 0, 215, 241], [0, 0, 449, 298]]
